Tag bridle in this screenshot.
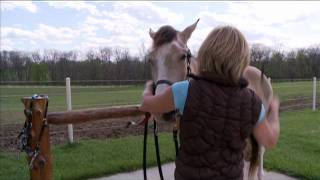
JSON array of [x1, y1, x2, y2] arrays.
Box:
[[140, 47, 193, 180]]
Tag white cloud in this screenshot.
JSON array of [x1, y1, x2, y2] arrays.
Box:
[[194, 1, 320, 50], [1, 1, 37, 13], [47, 1, 99, 15], [2, 2, 319, 54], [79, 2, 185, 55], [0, 38, 15, 50], [1, 24, 80, 47], [110, 2, 184, 25], [1, 27, 40, 40], [35, 24, 78, 42], [1, 2, 185, 54]]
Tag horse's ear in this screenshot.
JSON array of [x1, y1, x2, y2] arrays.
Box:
[[180, 19, 199, 43], [149, 28, 155, 39]]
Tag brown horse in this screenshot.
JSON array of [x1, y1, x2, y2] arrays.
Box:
[[147, 20, 273, 180]]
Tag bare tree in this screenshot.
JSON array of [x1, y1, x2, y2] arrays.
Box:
[[99, 47, 112, 62]]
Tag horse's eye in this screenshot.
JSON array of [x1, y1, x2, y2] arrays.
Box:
[[180, 54, 186, 60]]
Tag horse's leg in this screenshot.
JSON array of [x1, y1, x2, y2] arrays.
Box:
[[258, 146, 265, 180]]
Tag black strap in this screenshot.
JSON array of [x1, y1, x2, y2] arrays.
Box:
[[186, 48, 192, 80], [153, 120, 164, 180], [173, 128, 179, 157], [143, 118, 148, 180], [155, 80, 173, 87]]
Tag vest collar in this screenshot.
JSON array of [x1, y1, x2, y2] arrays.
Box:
[[189, 73, 248, 88]]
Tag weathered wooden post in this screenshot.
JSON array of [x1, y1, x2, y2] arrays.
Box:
[[22, 96, 52, 180]]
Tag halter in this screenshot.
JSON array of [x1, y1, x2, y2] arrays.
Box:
[[142, 47, 193, 180]]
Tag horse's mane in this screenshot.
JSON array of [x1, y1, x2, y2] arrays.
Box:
[[153, 25, 178, 48]]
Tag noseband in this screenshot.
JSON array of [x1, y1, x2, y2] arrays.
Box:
[[154, 80, 173, 93]]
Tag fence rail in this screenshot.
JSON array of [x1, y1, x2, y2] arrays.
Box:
[[47, 105, 143, 125], [0, 79, 147, 86], [2, 78, 319, 86]]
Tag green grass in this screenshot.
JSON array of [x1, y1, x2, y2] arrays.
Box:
[[1, 81, 319, 124], [1, 110, 319, 179], [272, 81, 319, 101], [264, 109, 320, 179], [0, 133, 176, 180], [0, 85, 144, 124]]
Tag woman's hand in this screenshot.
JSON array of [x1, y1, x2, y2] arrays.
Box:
[[143, 80, 154, 97], [268, 96, 280, 120], [139, 80, 175, 114], [253, 96, 280, 149]]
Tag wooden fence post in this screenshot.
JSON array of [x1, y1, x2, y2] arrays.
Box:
[[22, 96, 52, 180], [66, 77, 74, 143]]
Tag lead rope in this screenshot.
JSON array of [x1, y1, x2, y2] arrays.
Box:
[[143, 113, 150, 180], [153, 120, 164, 180], [142, 82, 164, 180], [142, 112, 165, 180]]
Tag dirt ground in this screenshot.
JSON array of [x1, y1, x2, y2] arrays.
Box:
[[0, 115, 174, 152]]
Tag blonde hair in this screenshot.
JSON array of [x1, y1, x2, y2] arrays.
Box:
[[197, 26, 250, 83]]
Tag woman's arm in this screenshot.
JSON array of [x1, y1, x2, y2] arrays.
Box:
[[253, 97, 280, 149], [139, 81, 175, 113]]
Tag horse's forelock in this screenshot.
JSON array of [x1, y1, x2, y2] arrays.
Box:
[[153, 25, 178, 48]]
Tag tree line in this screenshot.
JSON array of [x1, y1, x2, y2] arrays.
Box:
[[0, 48, 151, 84], [0, 44, 319, 84], [249, 44, 319, 79]]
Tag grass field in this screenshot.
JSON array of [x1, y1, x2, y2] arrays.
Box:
[[264, 109, 320, 179], [0, 109, 319, 180], [0, 80, 319, 125], [0, 85, 144, 124], [0, 133, 176, 180]]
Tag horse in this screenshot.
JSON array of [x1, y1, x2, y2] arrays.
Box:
[[147, 20, 273, 180]]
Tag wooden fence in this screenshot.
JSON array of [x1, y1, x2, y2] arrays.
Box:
[[19, 76, 318, 180], [22, 96, 144, 180]]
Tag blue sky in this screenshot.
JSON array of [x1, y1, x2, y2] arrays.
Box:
[[1, 1, 320, 56]]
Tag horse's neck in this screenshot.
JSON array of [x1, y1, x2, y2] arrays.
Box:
[[244, 66, 273, 107], [190, 57, 198, 75]]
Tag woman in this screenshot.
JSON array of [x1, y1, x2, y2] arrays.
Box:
[[140, 25, 280, 180]]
